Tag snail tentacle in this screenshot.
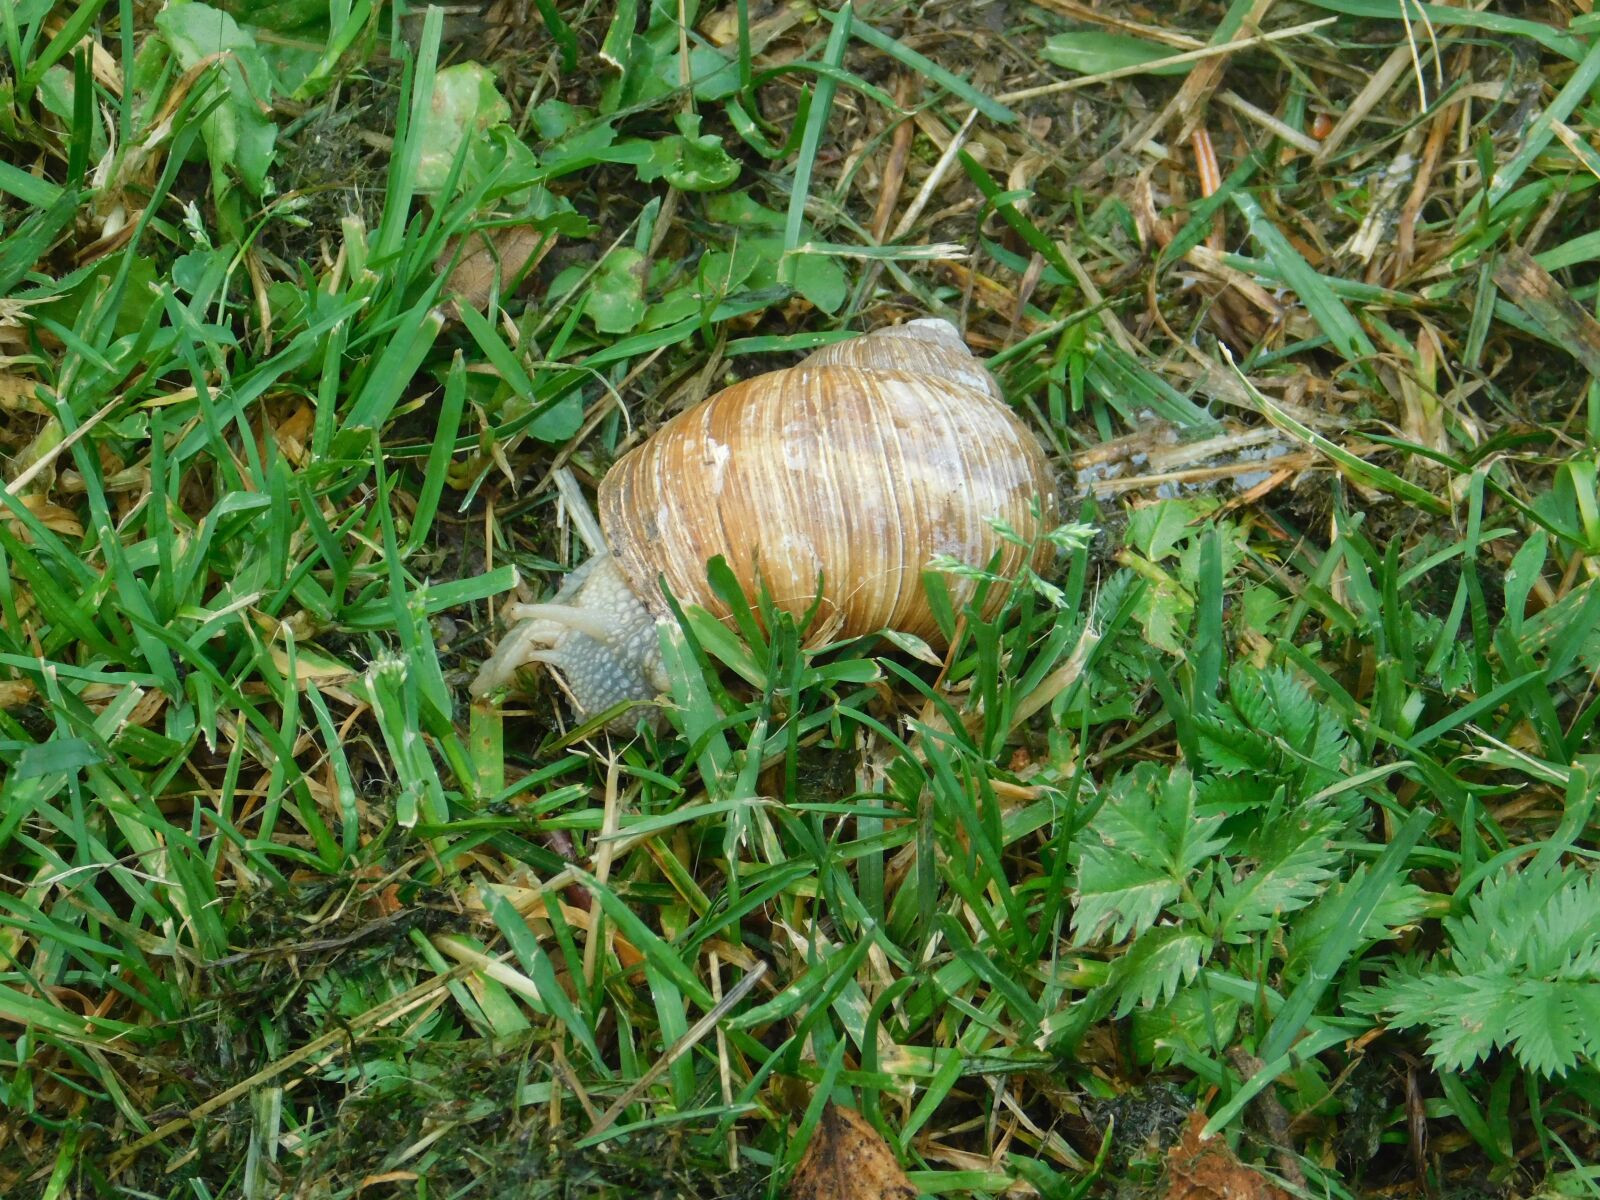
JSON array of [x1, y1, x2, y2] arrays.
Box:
[[501, 602, 615, 643]]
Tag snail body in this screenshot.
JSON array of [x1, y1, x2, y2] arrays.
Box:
[[471, 319, 1058, 719]]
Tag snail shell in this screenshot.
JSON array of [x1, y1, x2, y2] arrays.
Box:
[[601, 318, 1055, 647], [471, 318, 1058, 717]]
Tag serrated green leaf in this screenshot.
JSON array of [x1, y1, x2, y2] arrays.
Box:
[[1446, 868, 1568, 971], [1195, 709, 1274, 776], [1156, 768, 1230, 875], [1213, 808, 1340, 940], [1072, 765, 1226, 944], [1285, 874, 1428, 977], [1126, 499, 1200, 561], [1198, 665, 1351, 801], [1506, 981, 1585, 1077], [1111, 926, 1212, 1015], [1074, 843, 1176, 945], [1426, 978, 1518, 1072], [1362, 866, 1600, 1076]]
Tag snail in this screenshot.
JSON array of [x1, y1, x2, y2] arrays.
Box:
[[470, 318, 1058, 720]]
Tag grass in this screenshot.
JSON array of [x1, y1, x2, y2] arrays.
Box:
[[4, 0, 1600, 1196]]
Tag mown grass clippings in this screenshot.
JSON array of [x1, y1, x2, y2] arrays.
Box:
[[6, 0, 1600, 1196]]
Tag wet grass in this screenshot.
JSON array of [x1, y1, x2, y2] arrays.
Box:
[[4, 0, 1600, 1196]]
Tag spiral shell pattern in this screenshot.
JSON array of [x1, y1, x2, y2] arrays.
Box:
[[597, 321, 1057, 647]]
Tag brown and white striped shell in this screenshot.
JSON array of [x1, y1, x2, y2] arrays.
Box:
[[471, 318, 1058, 718], [599, 318, 1056, 646]]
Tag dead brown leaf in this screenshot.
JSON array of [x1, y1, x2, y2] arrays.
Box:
[[0, 372, 48, 414], [1164, 1112, 1290, 1200], [0, 681, 36, 709], [1492, 246, 1600, 378], [700, 0, 807, 53], [266, 400, 316, 466], [0, 298, 40, 355], [437, 225, 553, 315], [789, 1102, 917, 1200], [3, 495, 84, 539], [43, 14, 123, 95], [126, 689, 168, 729]]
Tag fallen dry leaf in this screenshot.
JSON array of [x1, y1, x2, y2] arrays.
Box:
[[701, 0, 807, 51], [3, 495, 84, 538], [1492, 246, 1600, 378], [1164, 1112, 1290, 1200], [265, 642, 359, 687], [437, 225, 552, 315], [0, 297, 39, 355], [0, 371, 48, 414], [268, 401, 316, 466], [0, 681, 36, 709], [789, 1102, 917, 1200]]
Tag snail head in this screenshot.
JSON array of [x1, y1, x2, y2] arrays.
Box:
[[470, 554, 668, 724]]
